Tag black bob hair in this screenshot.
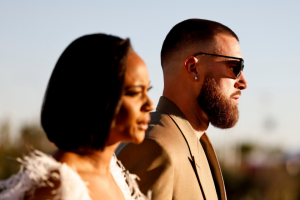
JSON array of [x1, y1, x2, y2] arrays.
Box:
[[41, 34, 131, 151]]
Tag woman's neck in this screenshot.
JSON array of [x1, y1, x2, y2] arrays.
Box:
[[52, 142, 120, 175]]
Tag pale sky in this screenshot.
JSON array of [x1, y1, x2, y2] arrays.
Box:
[[1, 0, 300, 152]]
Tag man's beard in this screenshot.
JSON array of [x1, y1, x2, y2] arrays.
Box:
[[197, 74, 241, 129]]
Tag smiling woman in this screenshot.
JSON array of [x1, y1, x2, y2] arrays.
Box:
[[0, 34, 154, 200]]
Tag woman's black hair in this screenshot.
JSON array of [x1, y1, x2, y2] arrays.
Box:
[[41, 34, 131, 150]]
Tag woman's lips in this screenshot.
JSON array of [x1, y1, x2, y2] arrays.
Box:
[[137, 122, 149, 131], [137, 117, 151, 131]]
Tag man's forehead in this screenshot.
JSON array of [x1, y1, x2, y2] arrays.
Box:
[[214, 34, 242, 57], [185, 41, 216, 58]]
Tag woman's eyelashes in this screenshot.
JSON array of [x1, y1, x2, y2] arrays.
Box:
[[147, 86, 153, 92], [125, 90, 141, 96], [125, 86, 152, 97]]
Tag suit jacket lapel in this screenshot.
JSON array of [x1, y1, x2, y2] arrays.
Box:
[[156, 96, 226, 200], [201, 133, 227, 200], [156, 97, 206, 197]]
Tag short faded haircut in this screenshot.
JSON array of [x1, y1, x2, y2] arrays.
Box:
[[161, 19, 239, 68]]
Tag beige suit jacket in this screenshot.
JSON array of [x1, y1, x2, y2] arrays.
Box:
[[116, 97, 227, 200]]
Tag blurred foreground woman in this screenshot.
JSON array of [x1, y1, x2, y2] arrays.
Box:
[[0, 34, 154, 200]]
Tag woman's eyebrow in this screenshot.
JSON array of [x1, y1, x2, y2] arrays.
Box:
[[125, 81, 151, 90], [124, 85, 145, 90]]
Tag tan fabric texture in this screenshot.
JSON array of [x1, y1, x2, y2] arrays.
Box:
[[116, 97, 227, 200]]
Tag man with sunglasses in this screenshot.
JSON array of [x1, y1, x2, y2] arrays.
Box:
[[117, 19, 248, 200]]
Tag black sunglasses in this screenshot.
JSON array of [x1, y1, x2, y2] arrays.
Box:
[[193, 52, 244, 78]]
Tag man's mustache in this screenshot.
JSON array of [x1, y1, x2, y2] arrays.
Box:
[[230, 90, 241, 98]]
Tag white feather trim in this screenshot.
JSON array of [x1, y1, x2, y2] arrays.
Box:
[[0, 150, 151, 200], [110, 155, 151, 200], [0, 150, 91, 200]]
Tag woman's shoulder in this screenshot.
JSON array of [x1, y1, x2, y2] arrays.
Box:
[[0, 150, 91, 200]]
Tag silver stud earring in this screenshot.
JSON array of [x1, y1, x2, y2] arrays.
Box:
[[195, 77, 198, 80]]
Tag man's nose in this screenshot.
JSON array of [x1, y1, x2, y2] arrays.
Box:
[[235, 71, 248, 90]]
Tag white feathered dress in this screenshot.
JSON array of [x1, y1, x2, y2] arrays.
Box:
[[0, 150, 150, 200]]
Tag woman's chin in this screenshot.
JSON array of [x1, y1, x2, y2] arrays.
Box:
[[131, 131, 146, 144]]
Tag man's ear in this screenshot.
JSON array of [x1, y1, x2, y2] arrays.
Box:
[[184, 56, 199, 80]]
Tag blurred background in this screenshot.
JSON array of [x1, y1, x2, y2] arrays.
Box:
[[1, 0, 300, 199]]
